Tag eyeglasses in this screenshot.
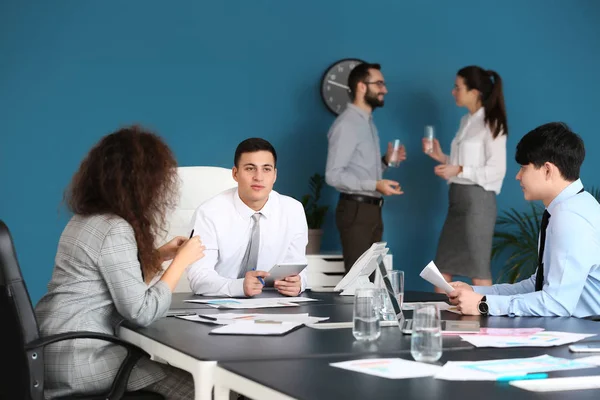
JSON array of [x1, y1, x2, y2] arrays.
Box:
[[364, 80, 386, 88]]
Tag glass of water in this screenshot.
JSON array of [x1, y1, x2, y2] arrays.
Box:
[[353, 288, 381, 341], [423, 125, 435, 154], [387, 139, 402, 167], [410, 304, 442, 362], [379, 270, 404, 321]]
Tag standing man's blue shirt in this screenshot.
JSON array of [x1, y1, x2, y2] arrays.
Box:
[[475, 179, 600, 317]]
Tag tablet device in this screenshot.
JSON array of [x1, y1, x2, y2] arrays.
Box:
[[263, 263, 308, 286], [400, 318, 480, 334]]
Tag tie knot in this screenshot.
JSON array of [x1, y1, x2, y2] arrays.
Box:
[[252, 213, 261, 222], [541, 210, 551, 227]]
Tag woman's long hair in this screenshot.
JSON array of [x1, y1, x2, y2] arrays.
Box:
[[65, 125, 179, 279], [458, 66, 508, 138]]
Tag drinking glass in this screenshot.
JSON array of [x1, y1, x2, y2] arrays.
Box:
[[353, 287, 381, 341], [424, 126, 435, 154], [410, 303, 442, 362]]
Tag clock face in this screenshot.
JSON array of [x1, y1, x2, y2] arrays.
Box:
[[320, 58, 364, 115]]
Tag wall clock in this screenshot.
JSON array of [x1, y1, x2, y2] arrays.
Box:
[[320, 58, 364, 115]]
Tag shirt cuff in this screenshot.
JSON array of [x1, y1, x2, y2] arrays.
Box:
[[362, 179, 377, 192], [473, 285, 495, 295], [381, 157, 389, 171], [459, 166, 474, 181], [229, 278, 246, 297], [485, 295, 511, 316]]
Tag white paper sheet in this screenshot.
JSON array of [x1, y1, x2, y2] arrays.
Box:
[[307, 320, 399, 329], [403, 301, 460, 314], [187, 313, 329, 325], [419, 261, 454, 293], [435, 355, 598, 381], [209, 321, 302, 335], [184, 297, 318, 309], [510, 376, 600, 392], [459, 331, 596, 348], [330, 358, 442, 379]]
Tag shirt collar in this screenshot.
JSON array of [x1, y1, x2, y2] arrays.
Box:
[[346, 103, 371, 121], [547, 179, 584, 215], [468, 107, 485, 122], [233, 188, 273, 219]]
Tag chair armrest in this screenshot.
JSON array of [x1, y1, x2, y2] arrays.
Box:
[[26, 331, 150, 400], [25, 331, 148, 353]]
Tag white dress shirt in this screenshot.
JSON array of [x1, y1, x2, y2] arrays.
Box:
[[187, 188, 308, 297], [448, 107, 507, 194]]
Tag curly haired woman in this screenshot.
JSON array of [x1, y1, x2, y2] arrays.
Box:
[[35, 126, 204, 399]]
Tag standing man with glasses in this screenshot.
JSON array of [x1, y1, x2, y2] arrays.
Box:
[[326, 62, 406, 275], [448, 122, 600, 317], [187, 138, 308, 297]]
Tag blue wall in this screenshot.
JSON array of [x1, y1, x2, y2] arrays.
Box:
[[2, 0, 599, 303]]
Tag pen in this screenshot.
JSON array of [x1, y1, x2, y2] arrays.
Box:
[[198, 315, 218, 321], [252, 267, 265, 286], [189, 229, 194, 239], [166, 311, 196, 317], [496, 373, 548, 382]]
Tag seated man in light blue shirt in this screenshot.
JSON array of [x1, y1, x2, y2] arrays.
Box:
[[449, 122, 600, 317]]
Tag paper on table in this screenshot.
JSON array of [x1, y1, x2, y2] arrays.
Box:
[[176, 315, 225, 324], [435, 355, 598, 381], [419, 261, 454, 294], [209, 321, 302, 336], [184, 297, 318, 309], [459, 331, 596, 348], [330, 358, 442, 379], [510, 376, 600, 392], [403, 301, 460, 314], [307, 320, 399, 329], [202, 313, 328, 325], [577, 355, 600, 366]]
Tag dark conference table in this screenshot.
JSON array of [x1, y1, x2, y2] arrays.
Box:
[[120, 290, 600, 400], [215, 348, 600, 400]]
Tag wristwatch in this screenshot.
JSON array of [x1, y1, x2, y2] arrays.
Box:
[[477, 296, 489, 315]]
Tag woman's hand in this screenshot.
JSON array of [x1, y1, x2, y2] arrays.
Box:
[[172, 236, 205, 266], [423, 138, 447, 164], [434, 164, 462, 180], [158, 236, 188, 262]]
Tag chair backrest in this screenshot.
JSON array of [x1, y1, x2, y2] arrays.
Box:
[[0, 220, 44, 399], [157, 166, 237, 292]]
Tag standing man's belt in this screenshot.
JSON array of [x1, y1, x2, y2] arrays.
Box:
[[340, 193, 384, 207]]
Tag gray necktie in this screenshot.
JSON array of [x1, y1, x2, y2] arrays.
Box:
[[238, 213, 261, 278]]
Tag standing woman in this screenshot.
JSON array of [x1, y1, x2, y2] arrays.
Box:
[[423, 66, 508, 289], [35, 126, 205, 399]]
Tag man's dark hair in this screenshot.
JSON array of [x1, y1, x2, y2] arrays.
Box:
[[348, 62, 381, 100], [515, 122, 585, 181], [234, 138, 277, 167]]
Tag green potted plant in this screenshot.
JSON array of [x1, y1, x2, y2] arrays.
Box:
[[301, 173, 329, 254], [492, 187, 600, 283]]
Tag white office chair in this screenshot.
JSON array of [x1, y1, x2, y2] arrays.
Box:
[[155, 166, 237, 292]]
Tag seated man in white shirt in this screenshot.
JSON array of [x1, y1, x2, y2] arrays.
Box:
[[187, 138, 308, 297]]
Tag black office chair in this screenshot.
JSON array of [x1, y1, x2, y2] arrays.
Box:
[[0, 220, 164, 400]]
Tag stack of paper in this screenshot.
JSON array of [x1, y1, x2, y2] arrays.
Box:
[[403, 301, 460, 314], [459, 331, 596, 348], [209, 320, 302, 336], [419, 261, 454, 293], [435, 355, 598, 381], [184, 297, 318, 309], [330, 358, 442, 379], [177, 312, 329, 325], [510, 375, 600, 392]]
